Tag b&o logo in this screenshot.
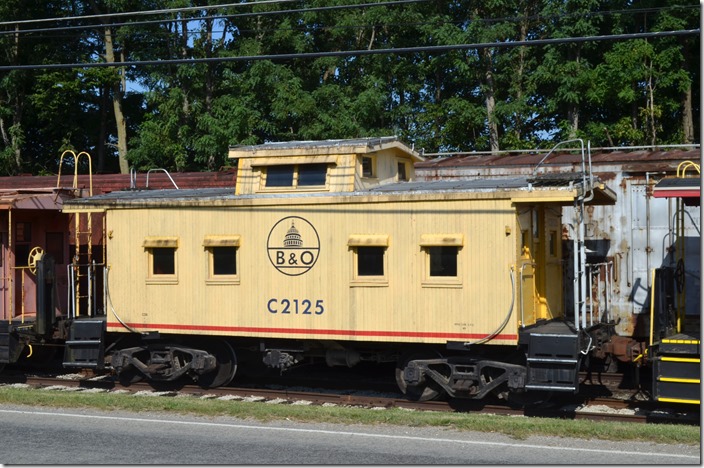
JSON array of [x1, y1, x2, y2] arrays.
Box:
[[267, 216, 320, 276]]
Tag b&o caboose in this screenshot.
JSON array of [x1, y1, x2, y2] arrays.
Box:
[[59, 137, 626, 401]]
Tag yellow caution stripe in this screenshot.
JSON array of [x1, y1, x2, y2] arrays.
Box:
[[661, 357, 701, 363], [658, 377, 701, 384], [662, 339, 700, 345], [657, 397, 701, 405]]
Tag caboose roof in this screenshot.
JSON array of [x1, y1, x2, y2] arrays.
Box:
[[0, 188, 76, 210], [62, 174, 615, 212], [653, 176, 701, 206], [228, 136, 423, 162]]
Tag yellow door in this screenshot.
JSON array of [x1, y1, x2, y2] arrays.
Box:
[[517, 205, 563, 326]]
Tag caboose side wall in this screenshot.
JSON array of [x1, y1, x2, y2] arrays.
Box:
[[103, 195, 532, 346]]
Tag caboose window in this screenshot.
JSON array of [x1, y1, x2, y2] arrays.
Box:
[[264, 164, 328, 188], [348, 234, 389, 287], [298, 163, 328, 186], [152, 248, 175, 275], [357, 246, 385, 276], [428, 247, 458, 276], [144, 237, 179, 284], [203, 235, 241, 284], [265, 165, 295, 187], [212, 247, 237, 275], [361, 156, 376, 178], [397, 161, 408, 181], [420, 234, 462, 287]]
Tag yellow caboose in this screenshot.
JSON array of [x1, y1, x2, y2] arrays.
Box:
[[63, 137, 616, 400]]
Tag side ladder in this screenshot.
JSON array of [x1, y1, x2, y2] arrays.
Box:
[[523, 139, 597, 393], [58, 151, 107, 370]]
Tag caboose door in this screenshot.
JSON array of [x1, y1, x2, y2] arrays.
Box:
[[517, 205, 563, 327], [517, 208, 538, 327]]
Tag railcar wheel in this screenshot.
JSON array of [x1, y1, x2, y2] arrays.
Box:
[[395, 351, 445, 402], [197, 339, 237, 389]]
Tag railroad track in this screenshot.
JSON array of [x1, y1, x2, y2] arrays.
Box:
[[0, 371, 698, 426]]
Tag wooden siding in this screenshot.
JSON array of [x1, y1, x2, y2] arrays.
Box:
[[104, 196, 527, 345], [232, 147, 418, 195]]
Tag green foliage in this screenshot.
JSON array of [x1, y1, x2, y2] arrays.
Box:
[[0, 0, 698, 174]]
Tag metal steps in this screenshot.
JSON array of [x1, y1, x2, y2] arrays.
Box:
[[63, 318, 106, 369], [523, 322, 581, 393], [0, 321, 21, 364], [652, 333, 700, 405]]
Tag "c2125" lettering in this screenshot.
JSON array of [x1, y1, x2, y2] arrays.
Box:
[[267, 298, 325, 315]]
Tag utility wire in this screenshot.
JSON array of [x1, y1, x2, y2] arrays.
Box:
[[0, 28, 696, 71], [2, 3, 696, 38], [20, 28, 704, 71], [0, 0, 426, 37], [0, 0, 305, 27]]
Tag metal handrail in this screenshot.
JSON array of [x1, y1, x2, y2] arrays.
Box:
[[676, 160, 701, 177], [146, 169, 179, 189], [531, 138, 594, 202], [57, 150, 93, 196]]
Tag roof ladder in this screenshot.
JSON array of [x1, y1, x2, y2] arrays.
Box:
[[57, 150, 95, 318], [533, 140, 595, 338]]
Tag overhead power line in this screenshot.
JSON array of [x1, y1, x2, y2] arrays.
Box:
[[0, 28, 697, 72], [0, 0, 426, 37], [0, 2, 695, 40], [0, 0, 305, 27]]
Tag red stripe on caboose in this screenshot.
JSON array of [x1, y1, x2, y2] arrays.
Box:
[[106, 322, 518, 341]]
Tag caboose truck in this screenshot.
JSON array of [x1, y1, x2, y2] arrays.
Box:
[[62, 137, 620, 400]]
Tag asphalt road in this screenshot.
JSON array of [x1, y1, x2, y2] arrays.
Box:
[[0, 405, 699, 465]]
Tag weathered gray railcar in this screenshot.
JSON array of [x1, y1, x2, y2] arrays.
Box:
[[416, 146, 701, 339]]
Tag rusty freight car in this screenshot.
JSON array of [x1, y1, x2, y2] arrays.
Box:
[[415, 145, 701, 344]]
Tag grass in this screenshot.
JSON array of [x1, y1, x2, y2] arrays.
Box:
[[0, 385, 699, 445]]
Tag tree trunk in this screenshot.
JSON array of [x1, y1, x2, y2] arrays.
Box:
[[513, 10, 529, 142], [180, 18, 190, 116], [682, 82, 694, 144], [10, 24, 22, 171], [567, 104, 579, 140], [646, 58, 657, 146], [482, 48, 499, 153], [97, 84, 108, 173], [103, 26, 129, 174]]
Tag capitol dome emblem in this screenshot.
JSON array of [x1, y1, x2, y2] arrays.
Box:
[[267, 216, 320, 276]]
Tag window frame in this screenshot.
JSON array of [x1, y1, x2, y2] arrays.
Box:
[[420, 234, 463, 288], [261, 163, 329, 191], [203, 235, 241, 285], [397, 160, 409, 181], [144, 237, 179, 284], [348, 234, 389, 287], [361, 155, 377, 179]]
